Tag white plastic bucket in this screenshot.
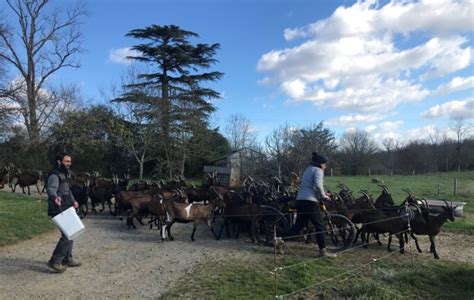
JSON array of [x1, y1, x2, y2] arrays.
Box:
[[52, 207, 85, 240]]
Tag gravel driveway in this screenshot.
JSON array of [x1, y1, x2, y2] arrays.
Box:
[[0, 213, 270, 299]]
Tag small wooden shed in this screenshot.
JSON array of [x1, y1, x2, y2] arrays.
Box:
[[203, 148, 266, 187]]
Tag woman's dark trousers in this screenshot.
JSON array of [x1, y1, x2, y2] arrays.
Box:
[[287, 200, 326, 249]]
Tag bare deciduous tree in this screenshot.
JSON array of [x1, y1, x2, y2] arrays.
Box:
[[224, 114, 257, 151], [109, 69, 160, 180], [265, 124, 293, 177], [339, 129, 379, 175], [0, 0, 86, 142], [450, 119, 472, 172]]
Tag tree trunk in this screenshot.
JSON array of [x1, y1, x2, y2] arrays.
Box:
[[139, 159, 144, 180], [457, 143, 461, 172], [181, 147, 186, 176]]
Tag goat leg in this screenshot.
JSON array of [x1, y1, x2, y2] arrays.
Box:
[[127, 214, 137, 229], [191, 222, 197, 241], [410, 232, 423, 253], [429, 235, 439, 259], [387, 234, 393, 252], [136, 217, 145, 226], [234, 223, 241, 239], [166, 221, 175, 241], [354, 227, 362, 245], [209, 220, 219, 240], [374, 233, 382, 246], [398, 234, 405, 254], [217, 220, 226, 240]]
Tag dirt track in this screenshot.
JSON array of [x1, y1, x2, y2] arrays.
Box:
[[0, 212, 274, 299]]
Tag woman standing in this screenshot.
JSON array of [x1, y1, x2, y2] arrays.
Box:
[[276, 152, 336, 258]]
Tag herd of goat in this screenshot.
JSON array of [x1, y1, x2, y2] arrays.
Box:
[[0, 163, 456, 259]]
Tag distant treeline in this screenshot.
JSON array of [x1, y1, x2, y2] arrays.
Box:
[[0, 110, 472, 179]]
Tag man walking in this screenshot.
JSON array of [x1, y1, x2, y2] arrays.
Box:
[[47, 152, 81, 273]]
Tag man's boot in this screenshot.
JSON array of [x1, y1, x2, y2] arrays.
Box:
[[48, 261, 67, 273], [62, 260, 82, 267], [317, 248, 337, 258]]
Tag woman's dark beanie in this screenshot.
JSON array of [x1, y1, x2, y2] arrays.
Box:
[[312, 152, 328, 165]]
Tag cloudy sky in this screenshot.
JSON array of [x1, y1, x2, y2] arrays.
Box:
[[3, 0, 473, 143]]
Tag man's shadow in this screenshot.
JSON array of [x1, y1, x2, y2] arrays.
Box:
[[0, 256, 54, 274]]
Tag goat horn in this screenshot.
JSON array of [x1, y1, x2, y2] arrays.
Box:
[[359, 190, 370, 200], [442, 199, 450, 208], [422, 198, 430, 210], [379, 184, 390, 194], [402, 189, 413, 197]]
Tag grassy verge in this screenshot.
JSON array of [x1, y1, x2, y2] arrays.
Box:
[[162, 251, 474, 299], [0, 191, 54, 246]]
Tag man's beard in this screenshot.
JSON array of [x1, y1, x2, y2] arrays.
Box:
[[59, 163, 70, 171]]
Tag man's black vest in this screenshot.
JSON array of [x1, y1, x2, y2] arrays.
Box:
[[47, 168, 74, 217]]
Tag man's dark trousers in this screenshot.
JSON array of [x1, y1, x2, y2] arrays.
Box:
[[50, 232, 73, 264]]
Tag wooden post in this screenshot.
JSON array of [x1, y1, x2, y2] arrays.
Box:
[[454, 179, 457, 195], [368, 168, 371, 176], [437, 183, 440, 197], [412, 170, 415, 176], [330, 168, 333, 177], [273, 225, 278, 299]]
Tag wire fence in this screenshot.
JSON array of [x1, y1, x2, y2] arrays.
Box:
[[276, 247, 405, 299], [272, 211, 414, 299], [281, 214, 408, 241]]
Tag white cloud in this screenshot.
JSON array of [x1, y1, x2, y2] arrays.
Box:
[[258, 0, 473, 115], [108, 47, 141, 65], [367, 120, 403, 141], [421, 98, 474, 120], [432, 76, 474, 96], [327, 113, 385, 125], [404, 125, 438, 142], [378, 121, 403, 132], [280, 79, 307, 100], [284, 0, 473, 41], [366, 124, 377, 132], [371, 123, 434, 144]]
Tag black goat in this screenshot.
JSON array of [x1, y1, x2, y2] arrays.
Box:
[[11, 169, 42, 195], [409, 199, 455, 259]]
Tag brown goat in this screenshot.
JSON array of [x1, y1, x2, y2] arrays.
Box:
[[162, 187, 225, 241]]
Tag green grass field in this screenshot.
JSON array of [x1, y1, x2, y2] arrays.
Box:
[[0, 191, 54, 246], [163, 252, 474, 299]]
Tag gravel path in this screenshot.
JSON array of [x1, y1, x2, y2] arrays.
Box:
[[0, 213, 272, 299]]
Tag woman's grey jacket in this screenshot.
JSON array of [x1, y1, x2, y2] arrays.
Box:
[[295, 165, 325, 203]]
